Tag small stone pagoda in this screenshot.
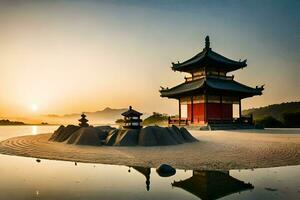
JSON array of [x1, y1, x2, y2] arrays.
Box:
[[78, 113, 89, 127], [121, 106, 143, 129]]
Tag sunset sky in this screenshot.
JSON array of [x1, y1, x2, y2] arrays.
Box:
[[0, 0, 299, 119]]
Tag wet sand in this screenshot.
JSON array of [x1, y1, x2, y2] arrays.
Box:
[[0, 129, 299, 170]]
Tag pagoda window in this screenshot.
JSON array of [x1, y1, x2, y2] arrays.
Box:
[[180, 95, 205, 104], [180, 96, 192, 104], [193, 71, 205, 76], [207, 95, 221, 103], [193, 95, 205, 103], [210, 71, 219, 76], [223, 96, 239, 104], [219, 71, 226, 76], [190, 71, 205, 80]]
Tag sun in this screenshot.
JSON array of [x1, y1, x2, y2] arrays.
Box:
[[31, 104, 38, 112]]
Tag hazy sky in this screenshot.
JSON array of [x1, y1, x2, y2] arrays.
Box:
[[0, 0, 299, 118]]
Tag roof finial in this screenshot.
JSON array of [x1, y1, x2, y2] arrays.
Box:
[[205, 35, 210, 49], [129, 106, 132, 110]]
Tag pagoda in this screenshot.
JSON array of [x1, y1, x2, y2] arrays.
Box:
[[160, 36, 264, 126], [121, 106, 143, 129], [78, 113, 89, 127]]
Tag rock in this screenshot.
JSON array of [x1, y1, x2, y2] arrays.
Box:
[[180, 127, 198, 142], [156, 164, 176, 177], [66, 127, 102, 146], [95, 126, 115, 133], [139, 126, 178, 146], [49, 125, 80, 142], [105, 129, 119, 146], [138, 126, 159, 146], [50, 124, 198, 147], [114, 129, 139, 146], [48, 125, 65, 141], [168, 125, 185, 144]]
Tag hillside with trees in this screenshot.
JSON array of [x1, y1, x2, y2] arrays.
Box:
[[143, 112, 169, 126], [243, 102, 300, 128], [0, 119, 26, 125]]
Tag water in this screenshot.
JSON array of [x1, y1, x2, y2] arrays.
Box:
[[0, 126, 299, 200]]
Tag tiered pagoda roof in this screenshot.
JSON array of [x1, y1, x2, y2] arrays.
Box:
[[121, 106, 143, 117], [160, 36, 264, 99], [122, 106, 143, 129], [171, 36, 247, 73], [160, 77, 264, 98]]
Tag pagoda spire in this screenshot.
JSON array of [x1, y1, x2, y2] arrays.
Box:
[[78, 113, 89, 127], [205, 35, 210, 49]]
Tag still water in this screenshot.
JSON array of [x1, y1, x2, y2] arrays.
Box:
[[0, 126, 299, 200]]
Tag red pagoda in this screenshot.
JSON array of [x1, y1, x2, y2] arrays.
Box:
[[160, 36, 264, 126]]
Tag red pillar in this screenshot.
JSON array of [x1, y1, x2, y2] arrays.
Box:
[[191, 96, 194, 123], [204, 93, 208, 124], [220, 95, 223, 122], [239, 97, 242, 124], [178, 98, 181, 126]]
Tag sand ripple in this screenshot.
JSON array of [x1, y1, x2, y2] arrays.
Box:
[[0, 130, 299, 170]]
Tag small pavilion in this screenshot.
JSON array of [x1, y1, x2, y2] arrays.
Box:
[[121, 106, 143, 129], [160, 36, 264, 126]]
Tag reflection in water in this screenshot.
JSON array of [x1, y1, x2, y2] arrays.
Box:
[[0, 126, 299, 200], [0, 154, 299, 200], [172, 170, 254, 200], [128, 166, 254, 199], [129, 166, 151, 191], [31, 126, 38, 135]]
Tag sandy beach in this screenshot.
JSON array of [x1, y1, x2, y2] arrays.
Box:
[[0, 129, 299, 171]]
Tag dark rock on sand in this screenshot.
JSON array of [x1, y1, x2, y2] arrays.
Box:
[[105, 129, 119, 146], [50, 125, 198, 147], [156, 164, 176, 177], [49, 125, 80, 142], [138, 126, 197, 146], [66, 127, 103, 146], [139, 126, 178, 146], [179, 127, 199, 142], [113, 129, 139, 146], [49, 125, 115, 145]]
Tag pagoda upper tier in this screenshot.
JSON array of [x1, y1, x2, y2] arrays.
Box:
[[172, 36, 247, 73], [160, 76, 264, 99]]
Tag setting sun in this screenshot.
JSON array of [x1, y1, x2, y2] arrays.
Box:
[[31, 104, 38, 112]]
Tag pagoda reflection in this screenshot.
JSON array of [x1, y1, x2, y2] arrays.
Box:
[[172, 170, 254, 200], [128, 166, 151, 191]]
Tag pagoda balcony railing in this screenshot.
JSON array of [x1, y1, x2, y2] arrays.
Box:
[[168, 115, 253, 126], [209, 115, 253, 125], [184, 75, 234, 82], [168, 117, 189, 126], [184, 75, 205, 82], [124, 119, 142, 123]]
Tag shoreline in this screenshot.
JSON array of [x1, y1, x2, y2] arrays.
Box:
[[0, 130, 299, 170]]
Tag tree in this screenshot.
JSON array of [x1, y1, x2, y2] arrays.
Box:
[[115, 119, 125, 124], [255, 116, 284, 128], [283, 112, 300, 128]]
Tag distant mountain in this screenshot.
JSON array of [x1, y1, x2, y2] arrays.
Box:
[[242, 102, 300, 120], [0, 119, 26, 125], [43, 107, 128, 125]]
